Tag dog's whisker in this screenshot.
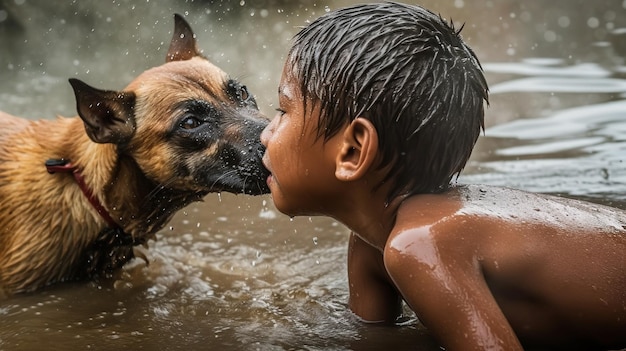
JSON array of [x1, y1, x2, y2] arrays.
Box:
[[210, 169, 238, 191], [242, 175, 249, 194], [143, 177, 179, 205]]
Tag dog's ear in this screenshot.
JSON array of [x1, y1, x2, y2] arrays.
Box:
[[166, 14, 202, 62], [69, 78, 136, 145]]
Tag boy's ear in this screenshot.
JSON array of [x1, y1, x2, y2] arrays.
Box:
[[335, 117, 379, 181]]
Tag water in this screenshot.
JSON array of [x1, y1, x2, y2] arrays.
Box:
[[464, 59, 626, 208], [1, 0, 625, 350]]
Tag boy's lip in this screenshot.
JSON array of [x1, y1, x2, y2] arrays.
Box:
[[261, 156, 271, 173], [261, 156, 273, 184], [266, 174, 273, 186]]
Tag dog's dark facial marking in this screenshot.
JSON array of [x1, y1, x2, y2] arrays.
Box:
[[169, 99, 220, 151], [164, 93, 269, 195]]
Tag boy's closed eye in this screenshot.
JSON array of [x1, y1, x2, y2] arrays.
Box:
[[275, 108, 286, 118]]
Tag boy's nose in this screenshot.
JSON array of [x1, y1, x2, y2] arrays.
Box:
[[260, 118, 274, 147]]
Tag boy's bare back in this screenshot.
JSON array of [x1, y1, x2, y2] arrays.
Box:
[[380, 185, 626, 350]]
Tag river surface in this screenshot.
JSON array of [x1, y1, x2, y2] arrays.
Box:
[[1, 0, 625, 350]]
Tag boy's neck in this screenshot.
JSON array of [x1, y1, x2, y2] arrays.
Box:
[[333, 188, 407, 252]]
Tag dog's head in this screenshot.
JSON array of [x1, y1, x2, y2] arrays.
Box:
[[69, 14, 270, 196]]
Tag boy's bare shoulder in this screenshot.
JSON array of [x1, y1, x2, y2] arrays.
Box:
[[389, 184, 626, 257], [394, 184, 625, 232]]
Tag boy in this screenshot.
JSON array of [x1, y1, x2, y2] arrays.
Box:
[[260, 3, 626, 351]]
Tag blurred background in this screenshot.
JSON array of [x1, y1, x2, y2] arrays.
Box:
[[1, 1, 625, 350]]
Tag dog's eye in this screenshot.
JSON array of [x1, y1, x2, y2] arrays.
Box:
[[238, 86, 250, 101], [180, 116, 203, 129], [227, 80, 251, 103]]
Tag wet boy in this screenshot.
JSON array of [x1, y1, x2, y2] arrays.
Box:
[[260, 3, 626, 351]]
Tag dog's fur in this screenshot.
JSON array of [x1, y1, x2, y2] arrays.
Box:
[[0, 15, 269, 296]]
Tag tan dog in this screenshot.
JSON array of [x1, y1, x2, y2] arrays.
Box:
[[0, 14, 269, 296]]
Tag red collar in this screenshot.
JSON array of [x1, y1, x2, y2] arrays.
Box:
[[45, 159, 119, 229]]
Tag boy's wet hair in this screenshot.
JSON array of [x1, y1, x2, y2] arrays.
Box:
[[288, 2, 489, 199]]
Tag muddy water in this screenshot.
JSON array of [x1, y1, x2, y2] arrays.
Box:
[[1, 0, 625, 350]]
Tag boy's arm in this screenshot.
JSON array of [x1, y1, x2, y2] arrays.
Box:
[[347, 232, 402, 323], [384, 229, 524, 351]]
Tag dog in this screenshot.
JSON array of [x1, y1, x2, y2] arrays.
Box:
[[0, 14, 270, 296]]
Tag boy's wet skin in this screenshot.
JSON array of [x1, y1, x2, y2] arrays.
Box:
[[261, 3, 626, 350], [386, 186, 625, 350]]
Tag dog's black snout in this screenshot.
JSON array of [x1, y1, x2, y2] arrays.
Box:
[[247, 140, 266, 160], [207, 111, 270, 195]]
